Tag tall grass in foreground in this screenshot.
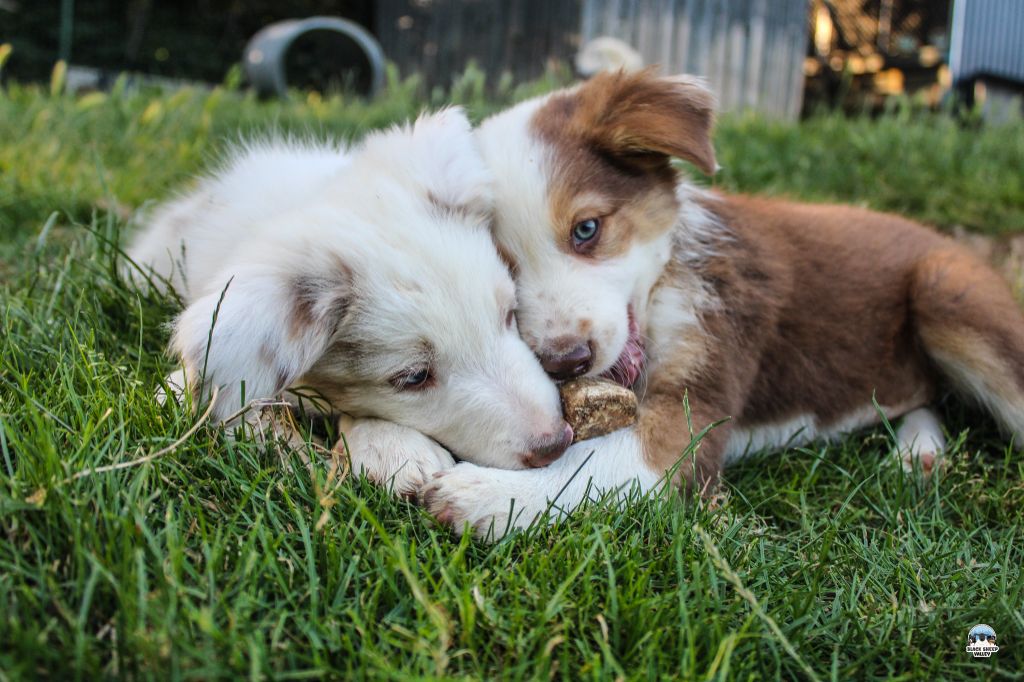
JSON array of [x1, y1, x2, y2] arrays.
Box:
[[1, 76, 1023, 679]]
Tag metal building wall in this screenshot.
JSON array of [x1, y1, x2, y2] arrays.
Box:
[[580, 0, 810, 118], [376, 0, 810, 119], [949, 0, 1024, 84]]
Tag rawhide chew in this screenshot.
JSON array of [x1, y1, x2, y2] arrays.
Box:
[[558, 377, 638, 442]]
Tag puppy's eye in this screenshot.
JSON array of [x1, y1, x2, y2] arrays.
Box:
[[505, 309, 515, 329], [390, 367, 433, 390], [571, 218, 600, 251]]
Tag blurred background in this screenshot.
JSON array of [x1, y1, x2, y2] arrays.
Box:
[[2, 0, 1021, 120]]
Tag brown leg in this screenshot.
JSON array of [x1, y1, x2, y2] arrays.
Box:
[[637, 390, 734, 497]]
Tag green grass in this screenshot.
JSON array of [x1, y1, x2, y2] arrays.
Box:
[[2, 73, 1023, 679]]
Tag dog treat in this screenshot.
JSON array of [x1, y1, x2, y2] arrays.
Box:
[[559, 377, 638, 442]]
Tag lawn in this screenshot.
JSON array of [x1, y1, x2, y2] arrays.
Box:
[[2, 65, 1023, 680]]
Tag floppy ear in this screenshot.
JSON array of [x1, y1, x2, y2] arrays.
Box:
[[570, 68, 717, 175], [409, 107, 495, 218], [170, 260, 351, 422]]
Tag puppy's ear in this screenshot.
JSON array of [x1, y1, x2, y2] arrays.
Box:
[[410, 107, 495, 219], [170, 260, 351, 421], [570, 68, 717, 174]]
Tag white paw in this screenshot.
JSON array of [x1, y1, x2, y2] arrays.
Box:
[[419, 463, 543, 541], [897, 445, 942, 476], [156, 368, 189, 406], [336, 417, 455, 498], [895, 408, 946, 477]]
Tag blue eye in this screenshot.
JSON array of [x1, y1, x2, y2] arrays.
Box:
[[406, 369, 429, 385], [572, 218, 600, 244], [392, 367, 432, 390]]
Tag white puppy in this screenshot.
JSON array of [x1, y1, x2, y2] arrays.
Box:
[[127, 109, 573, 495]]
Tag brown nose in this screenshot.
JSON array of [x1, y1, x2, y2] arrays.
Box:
[[522, 423, 574, 468], [540, 341, 593, 380]]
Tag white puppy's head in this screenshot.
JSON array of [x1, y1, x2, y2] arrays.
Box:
[[475, 70, 717, 388], [172, 109, 571, 468]]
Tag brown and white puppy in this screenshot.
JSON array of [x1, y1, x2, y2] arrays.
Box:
[[421, 69, 1024, 538]]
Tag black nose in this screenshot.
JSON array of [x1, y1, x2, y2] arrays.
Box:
[[540, 341, 592, 380]]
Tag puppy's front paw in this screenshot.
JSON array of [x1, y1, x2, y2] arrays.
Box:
[[156, 368, 189, 406], [419, 464, 540, 541], [337, 417, 455, 498], [894, 408, 946, 478]]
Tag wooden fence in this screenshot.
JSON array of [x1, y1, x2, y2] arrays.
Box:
[[375, 0, 583, 90]]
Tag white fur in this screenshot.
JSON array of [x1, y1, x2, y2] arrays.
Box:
[[575, 37, 644, 77], [127, 140, 354, 298], [421, 427, 663, 540], [724, 399, 927, 464], [640, 251, 718, 398], [895, 407, 945, 475], [671, 184, 730, 264], [338, 416, 455, 496], [424, 399, 947, 541], [128, 108, 566, 475]]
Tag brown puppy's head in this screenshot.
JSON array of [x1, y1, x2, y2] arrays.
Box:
[[476, 69, 717, 387]]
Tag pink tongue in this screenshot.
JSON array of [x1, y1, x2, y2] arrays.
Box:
[[600, 312, 645, 388]]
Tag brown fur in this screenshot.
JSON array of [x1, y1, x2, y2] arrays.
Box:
[[289, 260, 352, 340], [531, 70, 1024, 492], [708, 196, 941, 425], [647, 196, 1024, 490], [565, 68, 717, 174], [533, 73, 696, 258], [494, 241, 520, 275]]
